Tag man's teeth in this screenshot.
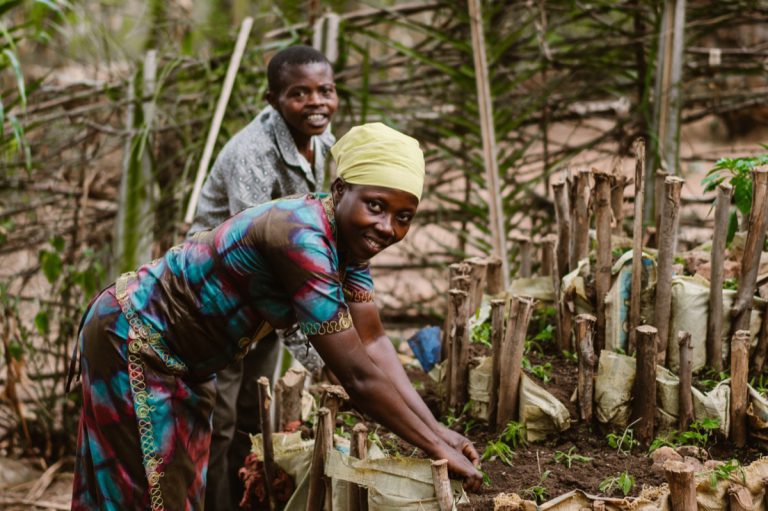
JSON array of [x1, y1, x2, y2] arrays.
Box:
[[307, 114, 325, 122]]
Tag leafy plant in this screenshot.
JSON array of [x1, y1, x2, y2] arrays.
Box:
[[553, 446, 592, 469], [526, 324, 555, 354], [522, 483, 549, 503], [649, 418, 721, 452], [750, 373, 768, 396], [500, 421, 527, 450], [523, 357, 553, 383], [606, 426, 640, 455], [697, 368, 729, 392], [481, 439, 515, 467], [471, 320, 492, 347], [561, 350, 578, 363], [599, 471, 635, 496], [700, 459, 745, 490]]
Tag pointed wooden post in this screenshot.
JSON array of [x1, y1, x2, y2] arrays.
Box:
[[707, 183, 732, 372], [732, 166, 768, 333], [593, 169, 613, 354], [468, 0, 509, 287], [575, 314, 597, 422], [628, 139, 646, 355], [677, 332, 694, 431], [632, 325, 658, 446], [730, 330, 750, 448], [654, 176, 684, 364]]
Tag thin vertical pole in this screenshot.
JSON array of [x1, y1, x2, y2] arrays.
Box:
[[468, 0, 509, 287]]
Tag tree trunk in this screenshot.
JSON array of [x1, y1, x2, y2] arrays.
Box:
[[571, 169, 591, 271], [275, 367, 307, 432], [496, 296, 535, 428], [593, 169, 613, 354], [632, 325, 658, 446], [628, 138, 646, 355], [489, 298, 506, 426], [730, 330, 750, 447], [553, 179, 572, 282], [707, 183, 732, 372], [431, 459, 453, 511], [664, 460, 696, 511], [576, 314, 597, 422]]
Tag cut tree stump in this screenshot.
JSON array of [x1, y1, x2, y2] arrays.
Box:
[[540, 235, 556, 277], [466, 256, 488, 313], [446, 289, 471, 411], [512, 235, 532, 278], [495, 296, 535, 428], [485, 256, 504, 295], [571, 169, 591, 272], [275, 367, 307, 432], [677, 331, 694, 431], [348, 423, 369, 511], [306, 407, 333, 511], [575, 314, 597, 422], [664, 460, 696, 511], [431, 459, 453, 511], [731, 330, 750, 448], [593, 169, 613, 354], [489, 298, 506, 426], [553, 179, 572, 283]]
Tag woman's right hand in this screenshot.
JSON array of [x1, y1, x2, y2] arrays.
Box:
[[436, 444, 484, 492]]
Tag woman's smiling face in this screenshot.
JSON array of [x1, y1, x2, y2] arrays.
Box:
[[331, 179, 419, 263]]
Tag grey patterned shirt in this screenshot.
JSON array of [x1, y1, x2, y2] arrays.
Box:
[[189, 105, 335, 233]]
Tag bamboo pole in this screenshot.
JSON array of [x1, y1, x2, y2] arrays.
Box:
[[664, 460, 696, 511], [485, 256, 504, 295], [447, 289, 471, 411], [632, 325, 658, 446], [275, 367, 307, 432], [185, 17, 254, 223], [628, 139, 646, 355], [513, 235, 533, 278], [571, 169, 591, 271], [654, 176, 684, 364], [575, 314, 597, 422], [553, 179, 572, 282], [611, 175, 627, 235], [730, 330, 750, 448], [257, 377, 277, 511], [496, 296, 535, 428], [732, 166, 768, 333], [677, 331, 694, 431], [540, 235, 556, 277], [707, 183, 733, 372], [306, 407, 333, 511], [348, 423, 369, 511], [431, 459, 453, 511], [489, 298, 506, 426], [593, 169, 613, 354], [468, 0, 509, 287]]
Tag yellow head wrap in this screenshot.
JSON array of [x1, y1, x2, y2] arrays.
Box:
[[331, 123, 425, 201]]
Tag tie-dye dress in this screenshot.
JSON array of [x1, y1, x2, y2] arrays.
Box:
[[71, 193, 374, 510]]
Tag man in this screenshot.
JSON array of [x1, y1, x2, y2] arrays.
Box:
[[189, 45, 338, 510]]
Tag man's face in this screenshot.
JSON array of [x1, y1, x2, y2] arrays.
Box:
[[268, 62, 338, 139]]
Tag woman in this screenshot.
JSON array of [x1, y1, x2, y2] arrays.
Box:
[[71, 123, 482, 510]]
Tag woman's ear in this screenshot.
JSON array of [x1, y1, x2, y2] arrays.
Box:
[[331, 177, 346, 203]]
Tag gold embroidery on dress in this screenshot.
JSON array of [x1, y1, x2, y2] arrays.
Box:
[[300, 309, 353, 336], [321, 195, 336, 240], [343, 288, 375, 303]]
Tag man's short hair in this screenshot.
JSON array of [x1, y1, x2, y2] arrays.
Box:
[[267, 45, 332, 94]]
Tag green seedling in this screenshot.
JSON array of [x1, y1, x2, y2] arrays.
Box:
[[522, 484, 549, 503], [700, 459, 745, 490], [481, 440, 515, 467], [599, 471, 635, 496], [553, 446, 592, 469], [561, 350, 578, 363], [471, 321, 492, 347], [649, 417, 721, 452], [500, 421, 527, 450], [750, 373, 768, 395], [606, 424, 640, 455], [697, 367, 729, 392]]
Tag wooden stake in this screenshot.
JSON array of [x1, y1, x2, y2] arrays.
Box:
[[732, 166, 768, 333], [628, 139, 646, 354], [446, 290, 471, 411], [489, 298, 506, 426], [348, 423, 369, 511], [730, 330, 750, 447], [653, 170, 669, 247], [654, 176, 684, 365], [306, 407, 333, 511], [512, 235, 532, 278], [431, 459, 453, 511], [571, 169, 591, 272], [752, 303, 768, 374], [466, 256, 488, 313], [677, 331, 694, 431], [664, 460, 696, 511], [185, 17, 254, 223], [707, 183, 732, 372], [275, 367, 307, 432], [540, 235, 556, 277], [496, 296, 535, 428], [728, 483, 753, 511], [593, 169, 613, 354], [550, 237, 571, 353], [468, 0, 509, 287], [632, 325, 658, 446], [258, 377, 277, 511], [320, 384, 349, 421], [575, 314, 597, 422], [553, 179, 572, 282], [450, 275, 471, 293], [611, 175, 627, 235], [485, 256, 504, 295]]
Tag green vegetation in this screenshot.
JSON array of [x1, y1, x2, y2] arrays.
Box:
[[471, 320, 492, 347], [599, 471, 635, 496], [700, 459, 745, 490], [523, 357, 553, 383], [481, 439, 515, 467], [606, 426, 640, 455], [649, 418, 721, 452], [500, 421, 527, 450], [553, 446, 592, 469]]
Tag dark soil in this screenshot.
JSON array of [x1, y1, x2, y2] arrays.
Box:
[[402, 347, 765, 510]]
